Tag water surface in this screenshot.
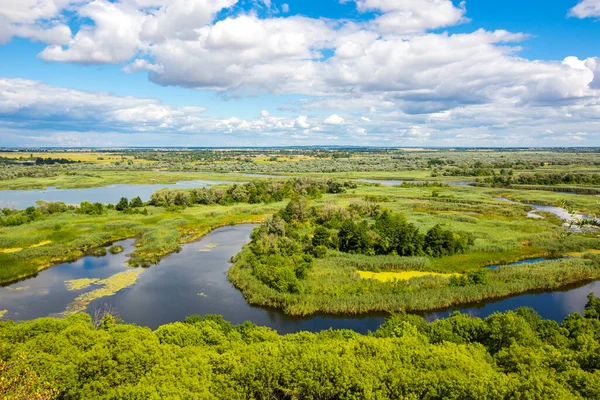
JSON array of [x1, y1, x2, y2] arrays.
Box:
[[0, 180, 225, 209]]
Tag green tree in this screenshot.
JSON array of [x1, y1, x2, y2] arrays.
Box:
[[116, 197, 129, 211]]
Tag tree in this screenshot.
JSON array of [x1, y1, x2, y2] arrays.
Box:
[[116, 197, 129, 211], [338, 220, 374, 255], [129, 197, 143, 208], [279, 197, 310, 223]]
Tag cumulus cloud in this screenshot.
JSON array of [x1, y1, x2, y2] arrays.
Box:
[[323, 114, 345, 125], [354, 0, 468, 34], [0, 77, 208, 129], [295, 115, 310, 128], [569, 0, 600, 18]]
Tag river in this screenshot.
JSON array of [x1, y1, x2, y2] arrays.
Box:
[[1, 225, 599, 334]]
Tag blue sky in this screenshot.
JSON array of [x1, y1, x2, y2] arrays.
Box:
[[0, 0, 599, 147]]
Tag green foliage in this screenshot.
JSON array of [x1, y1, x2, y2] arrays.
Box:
[[150, 178, 353, 208], [450, 269, 488, 287], [78, 201, 105, 215], [2, 300, 600, 398], [115, 197, 129, 211], [129, 196, 143, 208], [0, 202, 68, 227]]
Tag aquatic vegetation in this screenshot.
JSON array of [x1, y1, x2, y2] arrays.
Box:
[[108, 245, 124, 254], [357, 270, 458, 282], [65, 278, 100, 291], [0, 309, 6, 318], [5, 286, 30, 292], [63, 269, 143, 315]]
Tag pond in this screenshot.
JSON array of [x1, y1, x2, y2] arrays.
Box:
[[358, 179, 472, 186], [0, 180, 228, 209], [493, 197, 599, 231], [1, 225, 599, 334]]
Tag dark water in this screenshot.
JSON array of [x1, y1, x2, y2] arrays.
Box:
[[0, 180, 226, 209], [485, 257, 565, 270], [1, 225, 599, 334], [358, 179, 472, 186]]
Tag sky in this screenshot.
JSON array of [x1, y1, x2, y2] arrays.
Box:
[[0, 0, 599, 147]]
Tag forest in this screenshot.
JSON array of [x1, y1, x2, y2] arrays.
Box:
[[2, 298, 600, 399]]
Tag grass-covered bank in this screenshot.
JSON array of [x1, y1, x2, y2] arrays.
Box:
[[230, 244, 600, 316], [228, 191, 600, 316], [2, 297, 600, 399]]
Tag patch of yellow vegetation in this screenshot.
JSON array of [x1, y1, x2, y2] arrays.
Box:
[[0, 248, 23, 254], [357, 270, 459, 282], [567, 249, 600, 257], [0, 240, 52, 254], [65, 278, 100, 291], [30, 240, 52, 248], [205, 243, 219, 249], [63, 269, 143, 315], [0, 310, 6, 319], [6, 286, 30, 292]]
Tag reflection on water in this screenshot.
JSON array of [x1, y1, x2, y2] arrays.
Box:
[[0, 180, 227, 209], [423, 281, 600, 322], [485, 257, 566, 270], [1, 226, 599, 334]]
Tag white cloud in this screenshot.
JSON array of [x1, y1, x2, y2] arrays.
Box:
[[282, 3, 290, 13], [569, 0, 600, 18], [261, 110, 270, 118], [323, 114, 345, 125], [295, 115, 310, 128], [0, 77, 207, 129], [354, 0, 468, 34]]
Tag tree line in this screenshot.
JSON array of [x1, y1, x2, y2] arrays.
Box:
[[150, 178, 357, 208]]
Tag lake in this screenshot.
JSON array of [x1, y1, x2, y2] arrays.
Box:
[[1, 225, 598, 334], [0, 180, 229, 209]]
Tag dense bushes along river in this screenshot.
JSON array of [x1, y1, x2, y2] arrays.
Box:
[[2, 296, 600, 399]]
